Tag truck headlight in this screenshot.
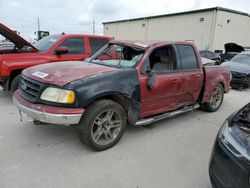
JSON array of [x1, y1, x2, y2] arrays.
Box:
[[219, 120, 250, 160], [40, 87, 75, 104]]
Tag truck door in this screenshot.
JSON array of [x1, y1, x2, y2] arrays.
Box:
[[174, 44, 203, 106], [51, 37, 89, 62], [139, 44, 203, 118], [139, 45, 183, 118]]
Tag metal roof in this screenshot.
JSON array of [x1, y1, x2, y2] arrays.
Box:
[[103, 7, 250, 24]]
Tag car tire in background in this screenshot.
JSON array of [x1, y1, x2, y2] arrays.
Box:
[[10, 75, 21, 94], [200, 84, 224, 112], [76, 99, 127, 151]]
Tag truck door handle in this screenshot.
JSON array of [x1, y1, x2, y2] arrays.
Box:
[[195, 75, 201, 79], [171, 79, 178, 83]]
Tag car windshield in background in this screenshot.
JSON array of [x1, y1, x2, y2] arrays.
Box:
[[33, 35, 61, 52], [231, 53, 250, 65], [88, 44, 145, 68]]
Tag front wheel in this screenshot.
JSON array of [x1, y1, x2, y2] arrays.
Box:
[[77, 99, 127, 151], [200, 84, 224, 112]]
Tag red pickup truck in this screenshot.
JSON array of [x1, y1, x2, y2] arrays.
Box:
[[13, 40, 231, 151], [0, 23, 111, 93]]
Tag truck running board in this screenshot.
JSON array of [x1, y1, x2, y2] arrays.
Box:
[[134, 104, 200, 126]]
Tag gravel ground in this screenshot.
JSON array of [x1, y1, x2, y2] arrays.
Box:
[[0, 87, 250, 188]]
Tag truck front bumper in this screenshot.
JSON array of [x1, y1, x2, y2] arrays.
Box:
[[13, 91, 85, 126]]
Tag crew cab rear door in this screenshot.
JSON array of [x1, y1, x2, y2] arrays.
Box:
[[174, 44, 203, 105], [139, 43, 203, 118]]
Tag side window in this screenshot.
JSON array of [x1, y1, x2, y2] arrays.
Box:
[[146, 45, 176, 73], [176, 45, 199, 70], [89, 38, 109, 54], [59, 38, 85, 54]]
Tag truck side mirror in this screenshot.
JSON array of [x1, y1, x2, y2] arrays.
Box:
[[55, 46, 69, 55], [147, 72, 157, 90]]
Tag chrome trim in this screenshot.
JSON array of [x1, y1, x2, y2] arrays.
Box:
[[13, 98, 82, 126], [134, 104, 200, 126]]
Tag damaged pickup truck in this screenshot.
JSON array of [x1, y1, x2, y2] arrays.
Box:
[[13, 40, 231, 151]]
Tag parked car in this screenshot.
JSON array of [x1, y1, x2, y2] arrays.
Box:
[[221, 51, 250, 89], [200, 50, 221, 65], [209, 102, 250, 188], [13, 40, 231, 151], [201, 57, 216, 66], [0, 23, 111, 93], [0, 41, 15, 50]]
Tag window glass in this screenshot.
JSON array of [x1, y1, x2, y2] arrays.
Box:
[[88, 43, 145, 68], [89, 38, 109, 54], [59, 38, 85, 54], [176, 45, 198, 70], [147, 46, 176, 73], [34, 35, 61, 52]]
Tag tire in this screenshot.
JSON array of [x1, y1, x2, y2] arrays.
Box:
[[76, 99, 127, 151], [10, 75, 21, 94], [200, 84, 224, 112]]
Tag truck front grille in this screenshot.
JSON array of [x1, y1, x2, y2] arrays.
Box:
[[19, 76, 44, 102]]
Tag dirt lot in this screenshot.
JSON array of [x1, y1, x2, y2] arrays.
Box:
[[0, 87, 250, 188]]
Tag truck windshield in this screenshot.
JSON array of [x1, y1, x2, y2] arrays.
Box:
[[231, 53, 250, 65], [87, 43, 145, 68], [33, 36, 61, 52]]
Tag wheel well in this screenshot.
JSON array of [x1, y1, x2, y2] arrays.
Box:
[[92, 94, 131, 112], [219, 82, 225, 92], [8, 69, 23, 90]]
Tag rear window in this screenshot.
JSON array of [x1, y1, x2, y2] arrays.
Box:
[[89, 38, 109, 54], [176, 45, 199, 70]]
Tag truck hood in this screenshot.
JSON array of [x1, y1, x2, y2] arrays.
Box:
[[0, 23, 38, 51], [22, 61, 118, 87], [221, 61, 250, 74]]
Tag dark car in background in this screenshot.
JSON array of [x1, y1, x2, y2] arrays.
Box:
[[209, 102, 250, 188], [221, 51, 250, 89], [199, 50, 221, 65], [220, 43, 245, 62]]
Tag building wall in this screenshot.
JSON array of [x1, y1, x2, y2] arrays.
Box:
[[212, 11, 250, 51], [104, 11, 216, 50], [104, 10, 250, 51]]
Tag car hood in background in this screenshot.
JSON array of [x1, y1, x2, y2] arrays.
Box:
[[221, 61, 250, 74], [224, 43, 245, 53], [22, 61, 118, 87], [0, 23, 38, 51], [201, 57, 216, 66]]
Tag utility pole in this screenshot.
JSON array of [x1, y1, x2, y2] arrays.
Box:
[[37, 17, 40, 31], [93, 18, 95, 35], [37, 17, 40, 40]]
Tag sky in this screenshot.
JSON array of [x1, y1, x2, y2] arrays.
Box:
[[0, 0, 250, 42]]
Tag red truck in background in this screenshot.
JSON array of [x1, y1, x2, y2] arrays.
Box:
[[13, 40, 231, 151], [0, 23, 111, 93]]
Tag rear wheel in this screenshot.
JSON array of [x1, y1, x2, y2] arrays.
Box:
[[10, 75, 21, 94], [201, 84, 224, 112], [77, 99, 127, 151]]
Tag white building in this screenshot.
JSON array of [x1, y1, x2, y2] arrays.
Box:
[[103, 7, 250, 52]]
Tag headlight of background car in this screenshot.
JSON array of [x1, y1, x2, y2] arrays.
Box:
[[40, 87, 75, 104], [219, 120, 250, 160]]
